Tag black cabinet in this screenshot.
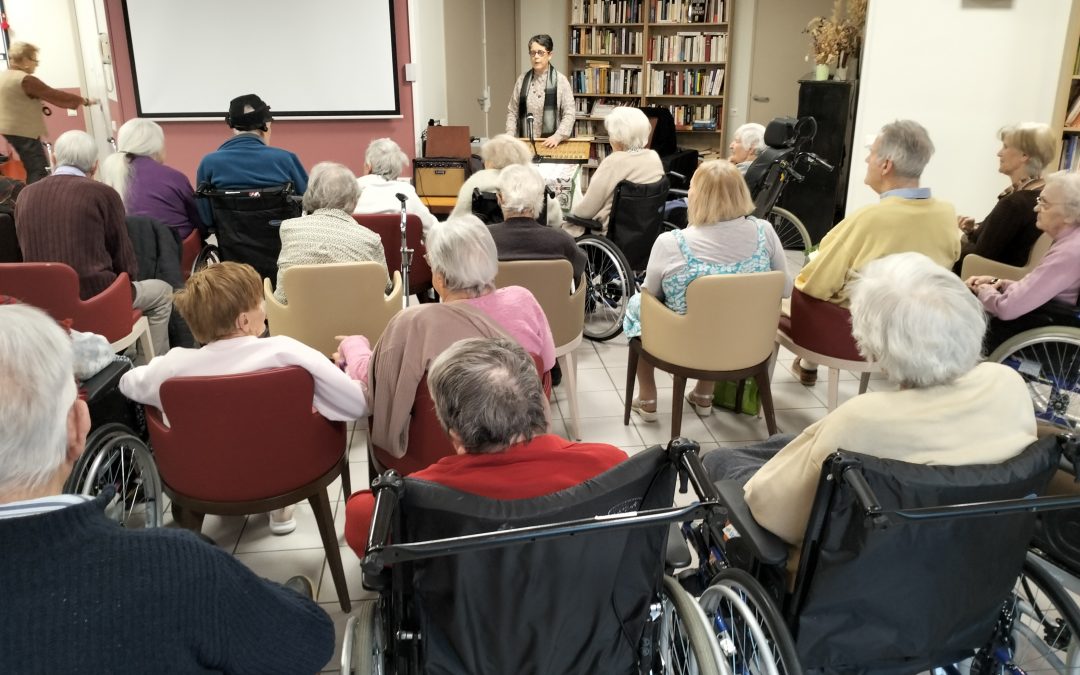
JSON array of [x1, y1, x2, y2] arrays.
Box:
[[779, 80, 858, 244]]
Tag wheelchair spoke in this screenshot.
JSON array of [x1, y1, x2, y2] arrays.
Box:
[[996, 337, 1080, 430]]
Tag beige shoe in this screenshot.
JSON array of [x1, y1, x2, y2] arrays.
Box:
[[269, 505, 296, 535], [631, 398, 658, 423], [686, 391, 714, 417]]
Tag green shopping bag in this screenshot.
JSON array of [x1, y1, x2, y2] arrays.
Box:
[[713, 378, 761, 416]]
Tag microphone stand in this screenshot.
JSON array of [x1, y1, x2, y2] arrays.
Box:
[[395, 193, 412, 308], [526, 113, 541, 163]]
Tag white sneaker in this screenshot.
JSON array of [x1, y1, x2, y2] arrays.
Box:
[[268, 506, 297, 535]]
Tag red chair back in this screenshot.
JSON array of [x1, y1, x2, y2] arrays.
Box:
[[352, 214, 433, 295], [0, 262, 135, 343], [782, 287, 863, 362], [145, 367, 346, 502], [180, 230, 202, 281]]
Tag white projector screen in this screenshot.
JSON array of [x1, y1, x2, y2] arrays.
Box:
[[121, 0, 400, 118]]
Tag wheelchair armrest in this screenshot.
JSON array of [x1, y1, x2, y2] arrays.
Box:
[[665, 523, 692, 568], [668, 189, 689, 199], [565, 214, 603, 231], [714, 479, 788, 567]]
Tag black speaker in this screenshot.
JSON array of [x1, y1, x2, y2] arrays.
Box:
[[779, 80, 858, 244]]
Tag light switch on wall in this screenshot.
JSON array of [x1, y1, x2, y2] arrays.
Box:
[[67, 108, 78, 117]]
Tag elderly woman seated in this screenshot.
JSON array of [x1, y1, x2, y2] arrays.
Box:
[[274, 161, 388, 303], [98, 118, 203, 239], [728, 122, 766, 175], [626, 160, 791, 422], [451, 134, 563, 228], [955, 123, 1056, 273], [120, 262, 368, 535], [564, 106, 664, 238], [336, 215, 555, 459], [967, 170, 1080, 353], [704, 252, 1037, 572], [353, 137, 437, 235]]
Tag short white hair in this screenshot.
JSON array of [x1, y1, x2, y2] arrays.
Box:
[[849, 252, 986, 388], [425, 215, 499, 297], [481, 134, 531, 170], [0, 304, 77, 494], [98, 119, 166, 204], [875, 120, 934, 179], [1044, 170, 1080, 224], [605, 107, 652, 151], [497, 163, 545, 216], [365, 138, 408, 181], [733, 123, 766, 154], [54, 130, 100, 173], [303, 161, 360, 212]]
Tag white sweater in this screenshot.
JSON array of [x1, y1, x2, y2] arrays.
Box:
[[353, 174, 437, 235], [119, 335, 368, 422]]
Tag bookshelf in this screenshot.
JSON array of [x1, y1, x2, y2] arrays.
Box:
[[1053, 6, 1080, 170], [568, 0, 732, 187]]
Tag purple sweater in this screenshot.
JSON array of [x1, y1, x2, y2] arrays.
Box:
[[978, 225, 1080, 320], [126, 156, 203, 239]]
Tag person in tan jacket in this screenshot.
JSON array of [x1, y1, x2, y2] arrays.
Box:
[[0, 42, 97, 184]]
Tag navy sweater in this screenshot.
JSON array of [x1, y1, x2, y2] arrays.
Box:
[[0, 494, 334, 673]]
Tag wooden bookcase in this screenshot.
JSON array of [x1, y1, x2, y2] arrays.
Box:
[[1052, 3, 1080, 170], [567, 0, 732, 186]]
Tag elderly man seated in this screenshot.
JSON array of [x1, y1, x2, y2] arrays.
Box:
[[344, 336, 627, 552], [703, 252, 1037, 575], [15, 130, 173, 357], [353, 137, 437, 235], [0, 302, 334, 673], [791, 119, 960, 385]]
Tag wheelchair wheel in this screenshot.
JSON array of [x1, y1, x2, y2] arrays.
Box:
[[762, 207, 811, 273], [64, 423, 162, 529], [698, 568, 802, 675], [579, 234, 634, 342], [658, 575, 726, 675], [988, 328, 1080, 430], [973, 555, 1080, 675], [192, 243, 220, 276], [341, 600, 386, 675]]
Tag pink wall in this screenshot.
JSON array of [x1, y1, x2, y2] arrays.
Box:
[[102, 0, 416, 183]]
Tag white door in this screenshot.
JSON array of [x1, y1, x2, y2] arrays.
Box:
[[70, 0, 117, 158]]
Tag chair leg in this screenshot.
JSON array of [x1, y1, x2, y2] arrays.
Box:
[[560, 352, 581, 441], [309, 488, 351, 613], [171, 502, 205, 533], [827, 367, 840, 410], [136, 325, 155, 365], [339, 455, 352, 499], [754, 369, 778, 436], [624, 339, 640, 426], [858, 371, 871, 395], [670, 374, 687, 440]]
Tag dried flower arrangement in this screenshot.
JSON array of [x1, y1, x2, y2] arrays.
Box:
[[805, 0, 867, 67]]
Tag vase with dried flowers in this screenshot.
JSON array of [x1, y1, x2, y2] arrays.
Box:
[[804, 0, 867, 80]]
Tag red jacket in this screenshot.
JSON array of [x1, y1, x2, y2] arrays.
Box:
[[345, 434, 627, 555]]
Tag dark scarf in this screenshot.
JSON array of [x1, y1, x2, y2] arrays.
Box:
[[517, 65, 559, 137]]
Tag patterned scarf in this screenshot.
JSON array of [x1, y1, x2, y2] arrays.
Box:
[[517, 65, 559, 137]]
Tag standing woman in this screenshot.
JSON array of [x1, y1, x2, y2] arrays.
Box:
[[505, 35, 576, 148], [0, 42, 97, 184]]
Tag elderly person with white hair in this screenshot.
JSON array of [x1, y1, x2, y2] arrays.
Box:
[[487, 163, 586, 281], [354, 137, 437, 235], [450, 134, 563, 228], [704, 252, 1036, 566], [728, 122, 766, 174], [274, 161, 388, 304], [955, 123, 1057, 272], [337, 216, 554, 459], [98, 118, 203, 239], [564, 106, 665, 237], [15, 129, 173, 356], [967, 170, 1080, 353]]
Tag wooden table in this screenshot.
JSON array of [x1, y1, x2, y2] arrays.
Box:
[[419, 196, 456, 216]]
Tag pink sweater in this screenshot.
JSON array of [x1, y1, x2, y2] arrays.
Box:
[[465, 286, 556, 371]]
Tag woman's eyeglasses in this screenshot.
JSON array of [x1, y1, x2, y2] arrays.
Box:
[[528, 50, 549, 57]]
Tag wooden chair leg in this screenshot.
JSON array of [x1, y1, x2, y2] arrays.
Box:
[[310, 488, 351, 612], [339, 456, 352, 499], [171, 502, 205, 533], [561, 352, 581, 441], [858, 371, 871, 395], [670, 373, 688, 440], [624, 339, 641, 425], [754, 369, 778, 436], [827, 367, 840, 410]]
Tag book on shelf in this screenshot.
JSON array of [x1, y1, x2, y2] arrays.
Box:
[[691, 119, 717, 130], [572, 0, 644, 24], [647, 31, 726, 62], [648, 67, 724, 96], [1067, 92, 1080, 128], [649, 0, 725, 24]]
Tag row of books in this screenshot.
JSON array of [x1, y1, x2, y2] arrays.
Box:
[[570, 27, 643, 56], [649, 67, 725, 96], [647, 32, 727, 62], [650, 0, 726, 24], [662, 103, 721, 130], [572, 63, 644, 95], [571, 0, 644, 24], [1059, 136, 1080, 171], [574, 98, 639, 115]]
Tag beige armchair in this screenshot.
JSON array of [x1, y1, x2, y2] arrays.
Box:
[[495, 260, 587, 440], [960, 233, 1051, 281], [264, 262, 402, 358], [625, 271, 785, 440]]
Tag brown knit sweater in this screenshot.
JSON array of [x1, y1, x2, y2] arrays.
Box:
[[16, 174, 136, 299]]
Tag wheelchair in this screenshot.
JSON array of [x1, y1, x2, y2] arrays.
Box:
[[64, 358, 163, 529], [567, 175, 676, 342], [471, 184, 555, 226], [195, 182, 302, 283], [674, 434, 1080, 675], [342, 439, 744, 674]]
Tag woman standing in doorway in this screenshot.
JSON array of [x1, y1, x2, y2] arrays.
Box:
[[505, 34, 576, 148]]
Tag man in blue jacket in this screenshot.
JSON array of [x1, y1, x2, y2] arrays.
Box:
[[195, 93, 308, 226]]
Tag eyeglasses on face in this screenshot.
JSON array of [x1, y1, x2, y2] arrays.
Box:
[[1036, 195, 1055, 208], [529, 50, 549, 57]]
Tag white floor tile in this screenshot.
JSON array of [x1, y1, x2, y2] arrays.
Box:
[[573, 415, 645, 446], [769, 382, 830, 410], [634, 412, 714, 447], [317, 546, 379, 604], [234, 548, 328, 590], [702, 409, 773, 443], [236, 502, 339, 554]]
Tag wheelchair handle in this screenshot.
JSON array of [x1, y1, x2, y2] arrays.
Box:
[[805, 152, 834, 172], [362, 470, 404, 574], [840, 465, 890, 530]]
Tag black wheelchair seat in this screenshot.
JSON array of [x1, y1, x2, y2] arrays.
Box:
[[743, 117, 798, 199], [195, 183, 302, 282]]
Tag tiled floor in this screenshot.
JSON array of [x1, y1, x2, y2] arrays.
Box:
[[163, 336, 900, 672]]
